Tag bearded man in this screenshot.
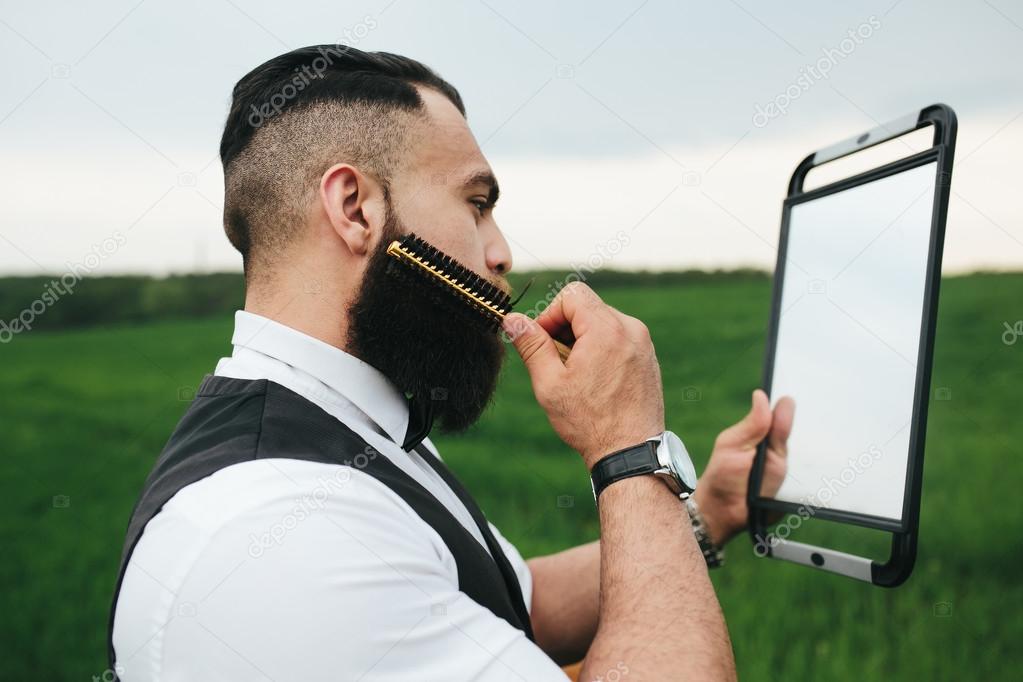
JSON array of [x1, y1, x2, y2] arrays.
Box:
[[109, 45, 793, 681]]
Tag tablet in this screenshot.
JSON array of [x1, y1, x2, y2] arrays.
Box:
[[747, 104, 957, 587]]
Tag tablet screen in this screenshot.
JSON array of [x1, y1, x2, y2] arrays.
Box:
[[768, 161, 938, 522]]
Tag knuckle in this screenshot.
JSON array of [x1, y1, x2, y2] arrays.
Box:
[[625, 317, 651, 341], [565, 282, 601, 307], [607, 318, 629, 342], [563, 281, 591, 298]]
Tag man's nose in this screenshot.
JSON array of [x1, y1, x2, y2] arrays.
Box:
[[484, 223, 513, 276]]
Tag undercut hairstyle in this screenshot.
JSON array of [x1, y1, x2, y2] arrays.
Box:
[[219, 45, 465, 277]]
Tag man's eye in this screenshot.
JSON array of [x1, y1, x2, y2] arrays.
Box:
[[469, 199, 488, 217]]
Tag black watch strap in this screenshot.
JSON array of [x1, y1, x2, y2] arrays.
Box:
[[590, 440, 659, 501]]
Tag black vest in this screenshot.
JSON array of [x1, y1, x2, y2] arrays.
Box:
[[108, 375, 533, 669]]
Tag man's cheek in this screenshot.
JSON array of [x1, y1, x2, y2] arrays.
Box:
[[427, 223, 488, 274]]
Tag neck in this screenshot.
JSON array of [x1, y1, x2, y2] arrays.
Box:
[[243, 271, 352, 351]]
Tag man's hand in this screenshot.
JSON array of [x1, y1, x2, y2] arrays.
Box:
[[693, 389, 795, 547], [502, 282, 665, 469]]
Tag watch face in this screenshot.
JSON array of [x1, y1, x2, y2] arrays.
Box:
[[662, 432, 698, 490]]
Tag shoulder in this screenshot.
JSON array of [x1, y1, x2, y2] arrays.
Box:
[[137, 458, 456, 569], [114, 460, 460, 677]]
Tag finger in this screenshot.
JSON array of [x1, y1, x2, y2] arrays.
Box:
[[768, 395, 795, 457], [715, 388, 772, 449], [533, 282, 603, 343], [502, 312, 566, 382]]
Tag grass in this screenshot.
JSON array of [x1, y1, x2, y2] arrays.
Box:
[[1, 272, 1020, 680]]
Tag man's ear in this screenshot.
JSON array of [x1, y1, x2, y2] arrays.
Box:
[[319, 163, 387, 257]]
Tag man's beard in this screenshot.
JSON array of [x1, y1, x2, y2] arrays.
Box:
[[345, 210, 506, 434]]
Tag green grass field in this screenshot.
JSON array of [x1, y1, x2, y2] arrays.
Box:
[[2, 272, 1020, 680]]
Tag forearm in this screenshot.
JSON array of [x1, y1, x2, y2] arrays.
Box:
[[529, 493, 732, 667], [578, 477, 736, 682], [527, 541, 600, 664]]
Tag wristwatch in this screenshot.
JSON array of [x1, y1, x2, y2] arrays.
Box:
[[589, 430, 698, 502], [686, 496, 725, 568]]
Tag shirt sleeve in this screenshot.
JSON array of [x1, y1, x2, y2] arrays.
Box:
[[148, 465, 568, 681]]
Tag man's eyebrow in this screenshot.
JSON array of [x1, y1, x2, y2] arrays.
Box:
[[461, 170, 500, 205]]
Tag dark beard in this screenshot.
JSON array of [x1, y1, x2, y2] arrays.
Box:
[[345, 213, 506, 434]]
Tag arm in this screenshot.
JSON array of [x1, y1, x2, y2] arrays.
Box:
[[504, 282, 736, 681], [527, 391, 795, 666], [527, 541, 599, 665], [527, 484, 736, 678], [586, 474, 733, 680]]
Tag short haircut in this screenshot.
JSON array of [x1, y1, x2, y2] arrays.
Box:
[[219, 45, 465, 276]]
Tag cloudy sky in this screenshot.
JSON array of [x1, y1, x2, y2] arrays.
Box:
[[1, 0, 1021, 275]]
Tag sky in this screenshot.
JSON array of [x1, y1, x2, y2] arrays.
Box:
[[1, 0, 1021, 276]]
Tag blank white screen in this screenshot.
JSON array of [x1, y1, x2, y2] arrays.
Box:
[[768, 161, 937, 521]]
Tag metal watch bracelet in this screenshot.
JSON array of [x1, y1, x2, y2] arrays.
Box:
[[685, 496, 725, 569]]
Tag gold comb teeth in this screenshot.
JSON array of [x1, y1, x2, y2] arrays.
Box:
[[385, 233, 571, 361], [386, 235, 512, 321]]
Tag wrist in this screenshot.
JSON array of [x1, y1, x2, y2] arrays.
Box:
[[581, 428, 664, 471], [691, 488, 733, 548], [596, 471, 678, 508], [588, 430, 696, 506]]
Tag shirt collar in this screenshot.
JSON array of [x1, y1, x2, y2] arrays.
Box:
[[229, 310, 410, 445]]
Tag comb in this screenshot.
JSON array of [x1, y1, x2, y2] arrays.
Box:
[[386, 233, 571, 361]]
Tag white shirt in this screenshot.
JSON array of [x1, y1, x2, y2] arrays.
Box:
[[112, 311, 567, 681]]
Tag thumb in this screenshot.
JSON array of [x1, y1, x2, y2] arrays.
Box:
[[768, 395, 795, 457], [715, 388, 772, 449], [502, 313, 564, 383]]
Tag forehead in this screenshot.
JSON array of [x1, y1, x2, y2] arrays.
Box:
[[405, 86, 491, 181]]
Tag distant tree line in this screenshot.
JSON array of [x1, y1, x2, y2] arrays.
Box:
[[0, 269, 769, 334]]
